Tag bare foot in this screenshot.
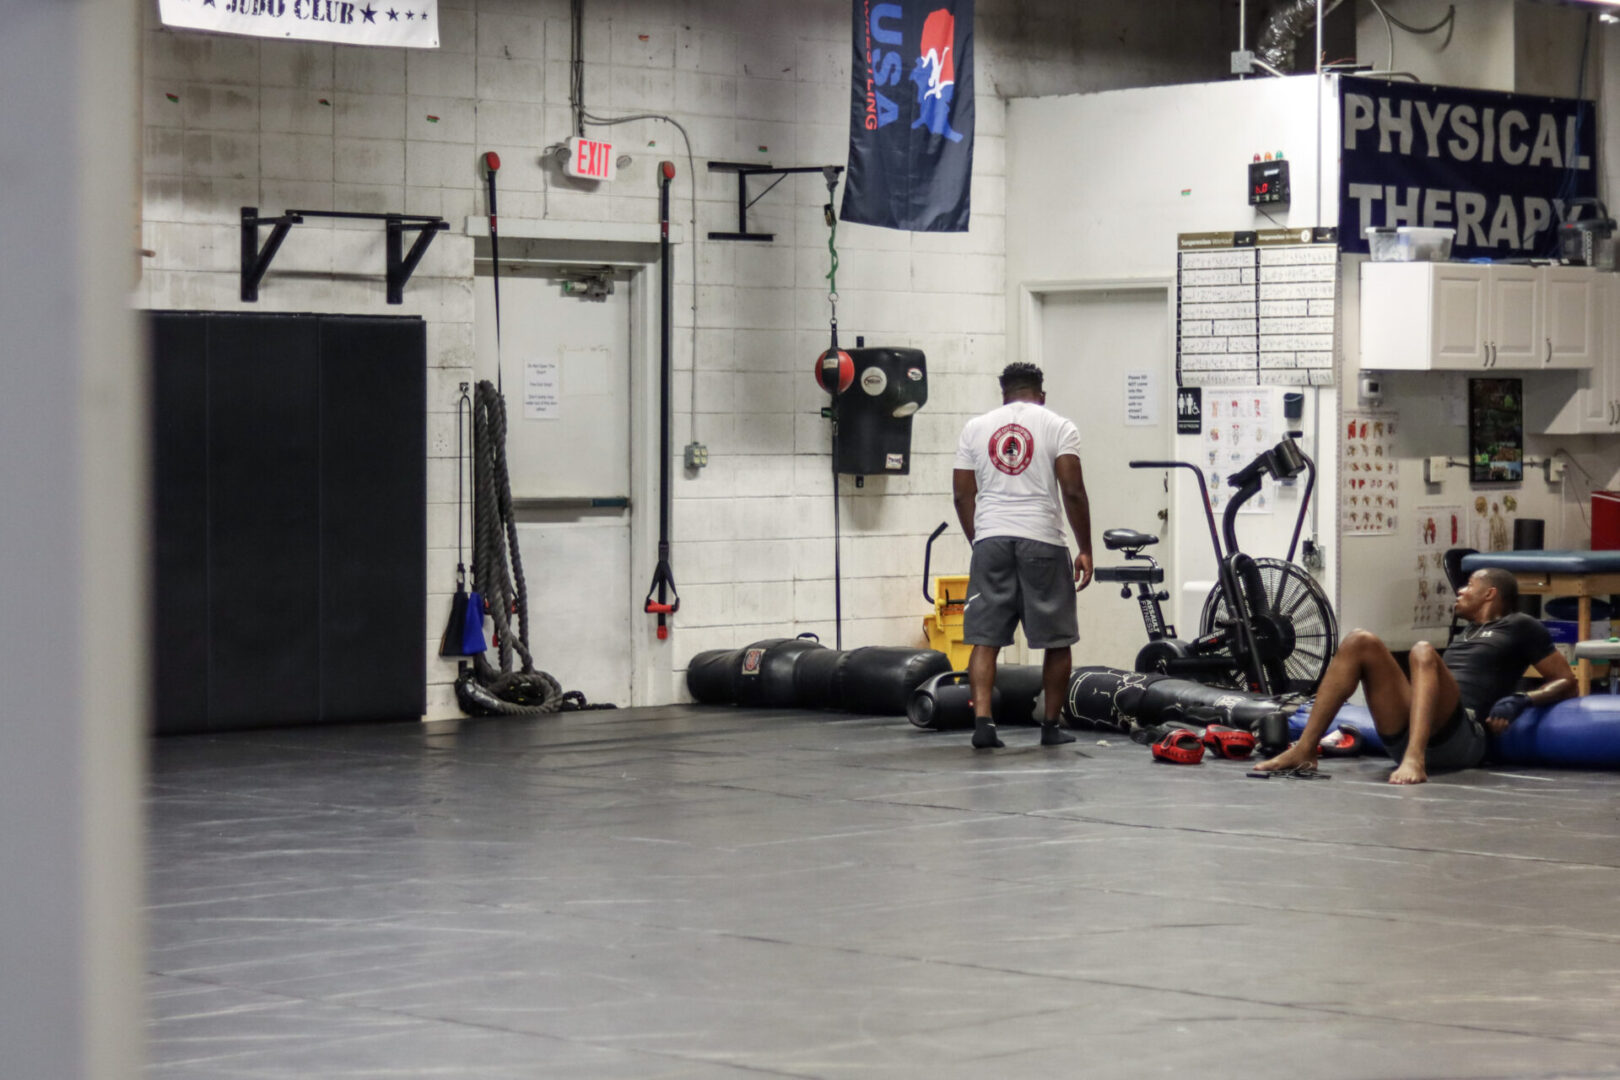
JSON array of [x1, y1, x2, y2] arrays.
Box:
[[1253, 743, 1318, 773], [1388, 759, 1428, 785]]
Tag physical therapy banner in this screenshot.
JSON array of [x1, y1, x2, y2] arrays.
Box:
[[1339, 76, 1595, 260], [840, 0, 975, 232], [158, 0, 440, 49]]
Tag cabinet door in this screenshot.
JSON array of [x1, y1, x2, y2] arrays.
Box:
[[1487, 266, 1543, 367], [1430, 264, 1490, 369], [1544, 267, 1598, 370], [1595, 275, 1620, 431]]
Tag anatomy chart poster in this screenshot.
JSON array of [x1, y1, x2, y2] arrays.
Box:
[[1470, 492, 1519, 553], [1202, 390, 1277, 516], [1343, 411, 1398, 535], [1413, 504, 1462, 629]]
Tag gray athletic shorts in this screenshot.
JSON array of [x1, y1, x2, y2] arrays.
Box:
[[962, 537, 1079, 650], [1383, 703, 1487, 772]]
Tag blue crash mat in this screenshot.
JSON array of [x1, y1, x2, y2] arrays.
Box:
[[1288, 696, 1620, 768], [1460, 549, 1620, 575]]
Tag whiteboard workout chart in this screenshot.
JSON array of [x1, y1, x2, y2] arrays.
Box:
[[1176, 228, 1340, 388]]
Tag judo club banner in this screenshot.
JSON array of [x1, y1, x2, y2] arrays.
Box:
[[158, 0, 440, 49], [841, 0, 975, 232], [1339, 75, 1595, 260]]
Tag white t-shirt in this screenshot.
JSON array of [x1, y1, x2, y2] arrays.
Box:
[[954, 400, 1082, 548]]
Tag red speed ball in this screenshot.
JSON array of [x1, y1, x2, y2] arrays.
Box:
[[660, 160, 676, 180], [814, 349, 854, 394], [484, 151, 501, 171]]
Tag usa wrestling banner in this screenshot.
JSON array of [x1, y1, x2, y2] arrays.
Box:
[[158, 0, 440, 49], [840, 0, 975, 232], [1339, 76, 1595, 260]]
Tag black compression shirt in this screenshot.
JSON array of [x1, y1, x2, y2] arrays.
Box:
[[1441, 613, 1556, 714]]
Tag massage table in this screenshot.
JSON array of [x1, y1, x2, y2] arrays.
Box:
[[1461, 549, 1620, 696]]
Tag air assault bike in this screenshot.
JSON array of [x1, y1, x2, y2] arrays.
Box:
[[1097, 434, 1337, 697]]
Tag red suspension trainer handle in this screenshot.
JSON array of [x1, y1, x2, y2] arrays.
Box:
[[643, 161, 680, 639]]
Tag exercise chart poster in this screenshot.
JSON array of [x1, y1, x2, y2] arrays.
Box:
[[1343, 411, 1398, 535], [1202, 390, 1277, 517], [1413, 504, 1462, 629]]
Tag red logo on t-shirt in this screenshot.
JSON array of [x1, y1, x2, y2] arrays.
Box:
[[989, 423, 1034, 475]]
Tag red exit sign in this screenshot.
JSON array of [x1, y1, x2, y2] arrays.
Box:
[[565, 136, 616, 181]]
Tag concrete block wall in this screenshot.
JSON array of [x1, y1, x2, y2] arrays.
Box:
[[137, 0, 1236, 717]]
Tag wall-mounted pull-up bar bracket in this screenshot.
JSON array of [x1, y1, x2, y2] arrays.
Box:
[[240, 206, 450, 304], [240, 207, 303, 302], [706, 162, 844, 242]]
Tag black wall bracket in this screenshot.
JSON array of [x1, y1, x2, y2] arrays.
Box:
[[241, 206, 451, 304], [706, 162, 844, 242]]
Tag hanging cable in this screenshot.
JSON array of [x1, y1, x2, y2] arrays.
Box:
[[1367, 0, 1396, 71], [1380, 4, 1454, 40], [569, 0, 585, 137], [483, 151, 503, 394], [583, 109, 701, 438]]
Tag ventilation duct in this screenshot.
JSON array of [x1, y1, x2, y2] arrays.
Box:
[[1256, 0, 1344, 72]]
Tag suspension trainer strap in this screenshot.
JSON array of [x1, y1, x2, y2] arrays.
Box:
[[643, 161, 681, 639], [824, 168, 845, 649]]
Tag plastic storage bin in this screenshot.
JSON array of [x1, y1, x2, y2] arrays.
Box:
[[1365, 225, 1455, 262]]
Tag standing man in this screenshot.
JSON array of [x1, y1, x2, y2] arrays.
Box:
[[1255, 567, 1576, 783], [953, 362, 1093, 750]]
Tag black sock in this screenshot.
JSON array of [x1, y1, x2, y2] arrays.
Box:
[[1040, 721, 1076, 746], [972, 716, 1004, 750]]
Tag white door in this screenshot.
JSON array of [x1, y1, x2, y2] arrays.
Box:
[[473, 263, 634, 706], [1038, 288, 1171, 670]]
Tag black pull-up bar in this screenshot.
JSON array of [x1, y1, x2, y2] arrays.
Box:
[[706, 162, 844, 242], [240, 206, 450, 303]]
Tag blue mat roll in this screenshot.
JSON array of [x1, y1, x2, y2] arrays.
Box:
[[1288, 696, 1620, 768]]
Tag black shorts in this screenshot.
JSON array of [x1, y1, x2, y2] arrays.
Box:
[[961, 537, 1079, 650], [1383, 703, 1488, 772]]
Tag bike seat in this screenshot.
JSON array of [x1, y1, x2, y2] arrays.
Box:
[[1103, 529, 1159, 551]]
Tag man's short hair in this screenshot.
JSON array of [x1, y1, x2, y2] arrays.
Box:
[[999, 362, 1044, 394], [1475, 567, 1519, 611]]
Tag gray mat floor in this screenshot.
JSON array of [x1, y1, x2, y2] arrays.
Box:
[[148, 705, 1620, 1079]]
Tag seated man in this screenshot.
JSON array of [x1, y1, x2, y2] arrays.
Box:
[[1256, 567, 1576, 784]]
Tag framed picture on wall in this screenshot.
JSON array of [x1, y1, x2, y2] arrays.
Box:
[[1468, 377, 1524, 484]]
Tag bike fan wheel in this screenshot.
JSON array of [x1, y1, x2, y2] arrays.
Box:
[[1198, 558, 1338, 695]]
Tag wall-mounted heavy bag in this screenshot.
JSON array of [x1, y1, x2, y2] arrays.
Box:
[[793, 647, 847, 710], [736, 637, 825, 708], [839, 646, 952, 716]]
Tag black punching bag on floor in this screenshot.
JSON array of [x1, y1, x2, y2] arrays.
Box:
[[835, 348, 927, 476]]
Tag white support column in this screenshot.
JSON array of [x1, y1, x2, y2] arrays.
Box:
[[0, 2, 145, 1078]]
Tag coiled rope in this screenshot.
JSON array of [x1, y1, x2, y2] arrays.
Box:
[[456, 380, 611, 715]]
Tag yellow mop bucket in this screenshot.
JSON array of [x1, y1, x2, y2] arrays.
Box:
[[921, 523, 973, 670]]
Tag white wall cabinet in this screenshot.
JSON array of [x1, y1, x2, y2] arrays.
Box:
[[1533, 274, 1620, 434], [1361, 262, 1597, 372]]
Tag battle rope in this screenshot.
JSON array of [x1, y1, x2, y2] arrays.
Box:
[[456, 380, 613, 715]]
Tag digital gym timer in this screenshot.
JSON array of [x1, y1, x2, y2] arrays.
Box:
[[1248, 158, 1290, 206]]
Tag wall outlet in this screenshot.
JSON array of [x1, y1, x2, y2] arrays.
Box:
[[683, 442, 708, 469], [1424, 455, 1449, 484], [1546, 457, 1567, 483]]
